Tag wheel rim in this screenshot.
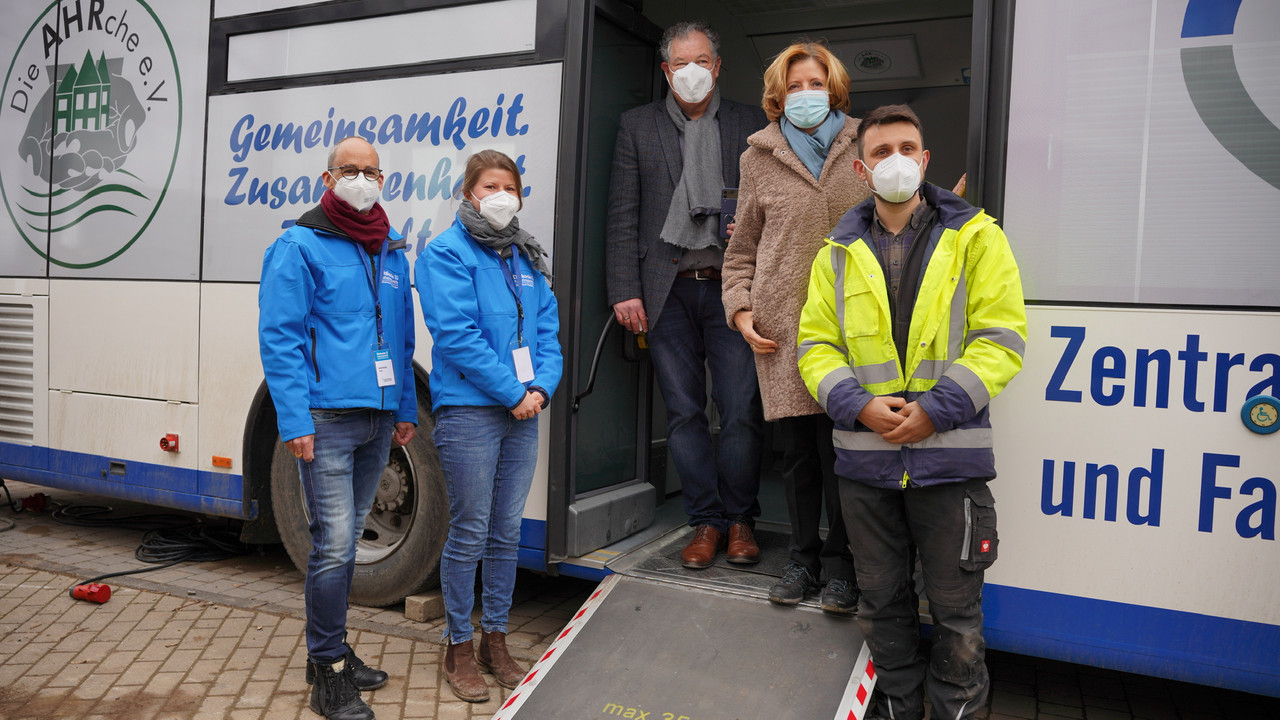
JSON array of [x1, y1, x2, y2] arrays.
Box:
[[355, 446, 417, 564]]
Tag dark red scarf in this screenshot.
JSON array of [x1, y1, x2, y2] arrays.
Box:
[[320, 190, 390, 254]]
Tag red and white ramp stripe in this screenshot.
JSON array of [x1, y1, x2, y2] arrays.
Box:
[[491, 573, 619, 719], [832, 642, 877, 720]]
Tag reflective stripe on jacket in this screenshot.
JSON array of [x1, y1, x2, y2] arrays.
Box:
[[797, 183, 1026, 488]]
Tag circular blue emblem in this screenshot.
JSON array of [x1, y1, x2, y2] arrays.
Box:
[[1241, 395, 1279, 434]]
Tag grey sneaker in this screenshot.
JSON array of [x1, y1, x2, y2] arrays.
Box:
[[820, 577, 860, 616], [769, 562, 819, 605]]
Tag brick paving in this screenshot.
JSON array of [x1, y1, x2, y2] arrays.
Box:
[[1, 479, 1278, 719], [0, 480, 593, 720]]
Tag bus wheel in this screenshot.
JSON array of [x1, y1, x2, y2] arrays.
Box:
[[270, 392, 448, 607]]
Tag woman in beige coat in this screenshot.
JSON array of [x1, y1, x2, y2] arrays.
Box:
[[721, 41, 870, 614]]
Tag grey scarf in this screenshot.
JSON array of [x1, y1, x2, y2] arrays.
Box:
[[659, 89, 724, 251], [457, 201, 552, 284]]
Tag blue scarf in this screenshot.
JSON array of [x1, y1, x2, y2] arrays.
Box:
[[781, 109, 846, 180]]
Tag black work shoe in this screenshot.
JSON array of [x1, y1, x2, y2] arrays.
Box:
[[306, 648, 388, 691], [820, 578, 860, 616], [769, 562, 819, 605], [309, 658, 374, 720]]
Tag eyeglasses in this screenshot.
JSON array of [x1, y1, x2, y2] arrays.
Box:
[[328, 165, 382, 181]]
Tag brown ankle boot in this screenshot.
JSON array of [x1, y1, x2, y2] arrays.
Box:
[[478, 630, 527, 689], [444, 640, 490, 702]]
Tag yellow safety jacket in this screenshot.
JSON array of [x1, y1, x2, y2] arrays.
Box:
[[797, 183, 1026, 488]]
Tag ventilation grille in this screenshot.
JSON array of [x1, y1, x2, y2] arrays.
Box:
[[0, 301, 35, 444]]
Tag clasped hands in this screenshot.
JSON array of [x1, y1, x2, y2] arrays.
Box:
[[857, 396, 935, 444]]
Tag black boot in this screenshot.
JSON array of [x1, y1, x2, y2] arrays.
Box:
[[307, 647, 389, 691], [309, 658, 375, 720]]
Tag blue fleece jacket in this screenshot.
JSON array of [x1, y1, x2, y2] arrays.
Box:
[[415, 217, 562, 411], [258, 205, 418, 441]]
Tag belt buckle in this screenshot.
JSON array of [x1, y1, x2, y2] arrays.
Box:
[[693, 268, 710, 281]]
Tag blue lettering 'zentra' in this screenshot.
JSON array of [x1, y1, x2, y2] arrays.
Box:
[[1044, 325, 1280, 412]]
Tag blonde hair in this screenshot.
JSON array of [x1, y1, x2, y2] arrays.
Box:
[[760, 41, 851, 123], [461, 149, 523, 210]]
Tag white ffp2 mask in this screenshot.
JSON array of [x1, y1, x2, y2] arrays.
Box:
[[868, 153, 922, 204], [331, 174, 380, 213], [478, 191, 520, 230], [669, 63, 714, 104]]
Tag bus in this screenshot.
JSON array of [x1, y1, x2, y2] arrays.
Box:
[[1, 0, 1275, 697]]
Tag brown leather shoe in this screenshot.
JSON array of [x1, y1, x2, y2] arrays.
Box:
[[478, 630, 527, 689], [681, 525, 725, 569], [726, 522, 760, 564], [444, 640, 490, 703]]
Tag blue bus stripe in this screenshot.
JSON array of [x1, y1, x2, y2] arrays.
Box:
[[985, 584, 1280, 697], [1181, 0, 1242, 38], [0, 442, 250, 517]]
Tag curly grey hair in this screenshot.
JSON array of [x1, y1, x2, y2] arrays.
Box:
[[660, 20, 720, 63]]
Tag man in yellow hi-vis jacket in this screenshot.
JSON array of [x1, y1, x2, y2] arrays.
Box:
[[797, 105, 1026, 720]]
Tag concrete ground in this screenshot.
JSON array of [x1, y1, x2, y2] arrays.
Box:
[[1, 478, 1277, 720]]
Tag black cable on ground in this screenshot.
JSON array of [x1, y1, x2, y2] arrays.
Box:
[[50, 503, 195, 532], [39, 502, 257, 599], [0, 479, 16, 509], [0, 480, 16, 532], [0, 484, 258, 598]]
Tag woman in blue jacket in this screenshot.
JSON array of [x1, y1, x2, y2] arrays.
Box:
[[415, 149, 562, 703]]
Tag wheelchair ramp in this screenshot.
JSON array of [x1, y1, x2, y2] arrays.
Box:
[[493, 573, 877, 720]]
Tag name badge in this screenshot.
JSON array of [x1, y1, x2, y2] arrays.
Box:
[[512, 346, 535, 383], [373, 348, 396, 387]]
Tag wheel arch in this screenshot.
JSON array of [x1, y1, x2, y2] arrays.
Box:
[[239, 379, 282, 544]]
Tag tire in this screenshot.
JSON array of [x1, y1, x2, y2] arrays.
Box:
[[270, 387, 448, 607]]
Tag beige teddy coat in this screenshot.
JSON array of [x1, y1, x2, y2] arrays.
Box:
[[721, 116, 871, 421]]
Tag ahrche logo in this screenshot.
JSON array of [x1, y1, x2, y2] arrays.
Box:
[[1, 0, 181, 269]]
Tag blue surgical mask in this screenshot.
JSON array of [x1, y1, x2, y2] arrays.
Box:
[[784, 90, 830, 129]]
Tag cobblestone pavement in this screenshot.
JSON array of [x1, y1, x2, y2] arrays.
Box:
[[0, 480, 593, 720], [1, 479, 1278, 719]]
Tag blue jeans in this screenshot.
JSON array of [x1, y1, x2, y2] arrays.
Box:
[[432, 405, 539, 645], [298, 408, 394, 663], [647, 277, 763, 532]]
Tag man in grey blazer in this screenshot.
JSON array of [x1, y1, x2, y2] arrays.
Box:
[[605, 20, 769, 570]]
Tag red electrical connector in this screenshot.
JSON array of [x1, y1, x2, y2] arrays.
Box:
[[20, 493, 48, 512], [72, 583, 111, 603]]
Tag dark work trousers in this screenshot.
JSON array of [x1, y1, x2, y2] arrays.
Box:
[[778, 413, 855, 582], [841, 477, 996, 720]]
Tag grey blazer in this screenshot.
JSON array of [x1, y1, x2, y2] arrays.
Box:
[[604, 96, 769, 328]]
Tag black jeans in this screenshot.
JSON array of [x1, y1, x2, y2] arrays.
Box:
[[778, 413, 854, 582], [841, 477, 997, 720]]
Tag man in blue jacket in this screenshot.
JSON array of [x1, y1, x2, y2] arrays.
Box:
[[259, 136, 417, 720]]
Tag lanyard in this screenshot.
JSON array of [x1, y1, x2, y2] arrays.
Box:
[[496, 250, 525, 346], [362, 240, 391, 347]]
